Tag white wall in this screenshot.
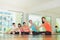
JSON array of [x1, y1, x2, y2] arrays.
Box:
[[0, 0, 60, 13]]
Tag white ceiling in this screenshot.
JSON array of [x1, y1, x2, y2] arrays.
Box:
[[39, 7, 60, 14], [0, 0, 60, 13]]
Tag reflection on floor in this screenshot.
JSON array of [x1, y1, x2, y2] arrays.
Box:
[[0, 34, 58, 40]]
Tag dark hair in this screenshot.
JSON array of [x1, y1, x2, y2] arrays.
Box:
[[42, 17, 46, 19], [55, 26, 58, 28], [23, 22, 26, 25], [42, 17, 46, 24], [18, 23, 21, 28], [12, 23, 15, 25], [29, 20, 32, 22]]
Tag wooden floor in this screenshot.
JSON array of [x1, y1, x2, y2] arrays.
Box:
[[0, 34, 59, 40]]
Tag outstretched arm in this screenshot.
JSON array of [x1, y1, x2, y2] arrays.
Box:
[[40, 24, 43, 27]]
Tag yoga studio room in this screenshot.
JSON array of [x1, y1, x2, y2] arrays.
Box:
[[0, 0, 60, 40]]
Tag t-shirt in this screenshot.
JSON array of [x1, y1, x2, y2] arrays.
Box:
[[43, 22, 52, 32], [22, 25, 30, 32], [31, 24, 37, 32], [11, 26, 18, 31], [20, 27, 24, 32]]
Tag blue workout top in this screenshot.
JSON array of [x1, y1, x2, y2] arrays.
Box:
[[31, 24, 37, 32]]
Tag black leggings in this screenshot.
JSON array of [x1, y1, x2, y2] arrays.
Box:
[[32, 31, 40, 35], [32, 31, 51, 35], [21, 32, 30, 35], [45, 31, 51, 35], [39, 31, 52, 35], [10, 32, 19, 34]]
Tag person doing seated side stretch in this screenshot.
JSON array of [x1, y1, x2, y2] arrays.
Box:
[[21, 22, 30, 35]]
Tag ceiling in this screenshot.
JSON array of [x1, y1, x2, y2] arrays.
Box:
[[39, 7, 60, 14], [0, 0, 60, 13]]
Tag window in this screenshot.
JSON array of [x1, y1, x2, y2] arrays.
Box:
[[56, 18, 60, 32], [0, 10, 23, 33]]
